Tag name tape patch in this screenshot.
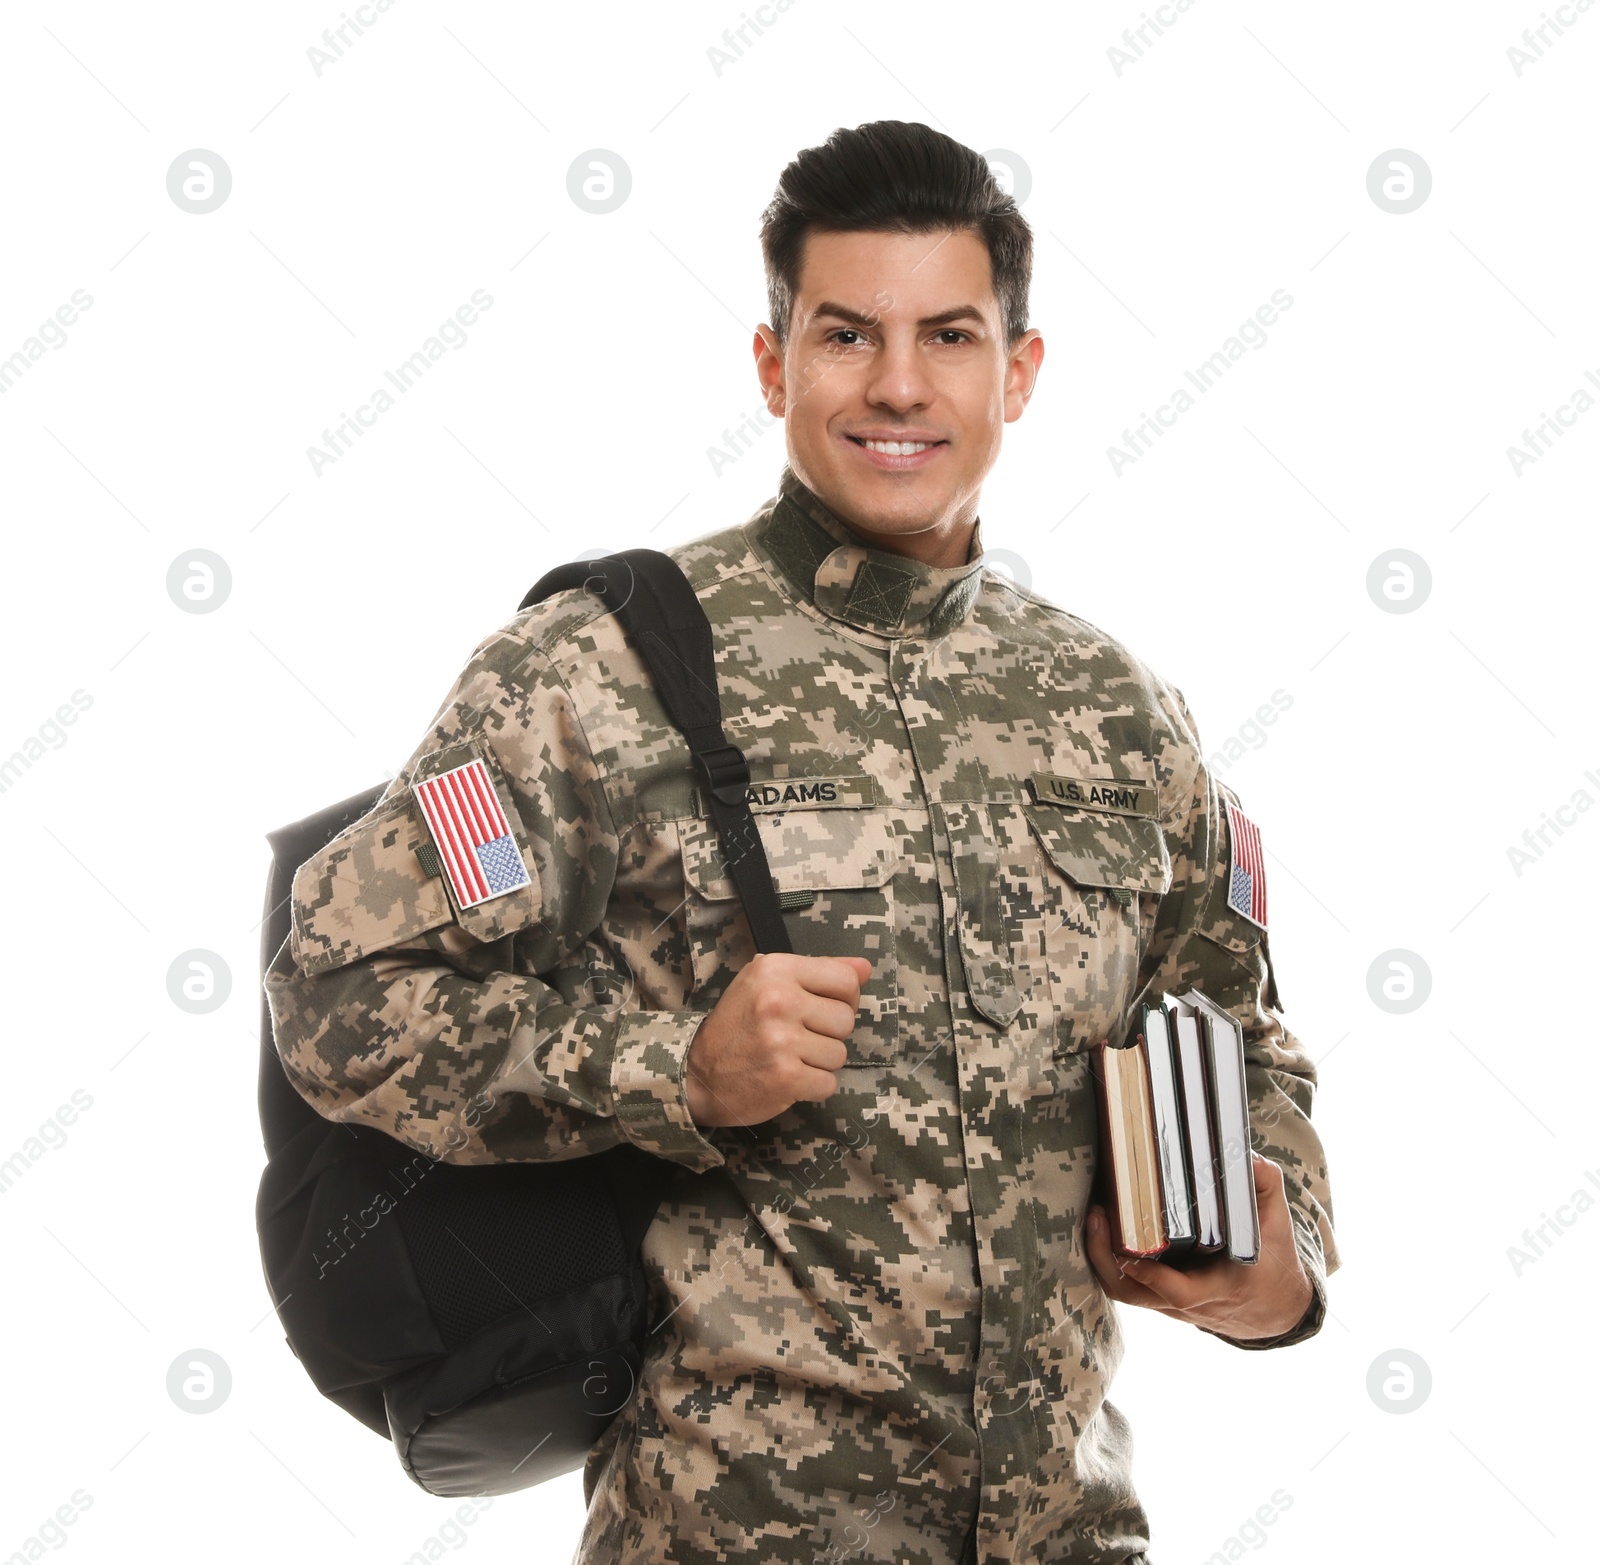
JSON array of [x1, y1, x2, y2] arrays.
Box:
[[413, 758, 531, 911], [1030, 773, 1157, 819], [730, 778, 873, 812]]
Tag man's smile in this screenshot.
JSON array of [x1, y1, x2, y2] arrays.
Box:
[[844, 430, 949, 468]]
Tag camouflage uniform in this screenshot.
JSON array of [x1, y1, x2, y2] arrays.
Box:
[[266, 466, 1339, 1564]]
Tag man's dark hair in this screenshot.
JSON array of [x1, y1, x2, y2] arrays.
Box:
[[759, 120, 1033, 348]]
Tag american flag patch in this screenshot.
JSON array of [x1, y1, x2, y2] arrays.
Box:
[[412, 758, 531, 911], [1225, 802, 1268, 929]]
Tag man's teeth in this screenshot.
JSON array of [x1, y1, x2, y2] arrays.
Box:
[[860, 439, 935, 455]]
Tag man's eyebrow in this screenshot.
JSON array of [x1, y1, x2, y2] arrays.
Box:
[[809, 301, 988, 330], [915, 305, 987, 329]]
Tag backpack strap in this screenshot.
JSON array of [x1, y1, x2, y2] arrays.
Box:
[[521, 551, 792, 956]]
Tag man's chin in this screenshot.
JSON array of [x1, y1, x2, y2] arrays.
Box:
[[811, 469, 955, 539]]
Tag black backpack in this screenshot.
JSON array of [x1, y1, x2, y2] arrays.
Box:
[[255, 550, 792, 1496]]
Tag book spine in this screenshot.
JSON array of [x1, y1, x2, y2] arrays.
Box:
[[1090, 1042, 1168, 1259]]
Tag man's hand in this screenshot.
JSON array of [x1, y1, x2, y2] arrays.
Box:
[[1086, 1153, 1313, 1341], [684, 953, 874, 1127]]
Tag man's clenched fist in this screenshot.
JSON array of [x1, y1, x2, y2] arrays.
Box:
[[684, 953, 873, 1127]]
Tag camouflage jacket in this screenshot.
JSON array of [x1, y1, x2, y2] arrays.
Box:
[[266, 466, 1339, 1564]]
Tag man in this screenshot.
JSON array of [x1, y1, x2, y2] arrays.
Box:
[[267, 120, 1337, 1563]]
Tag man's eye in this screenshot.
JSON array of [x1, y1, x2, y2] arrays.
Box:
[[935, 329, 970, 344], [830, 329, 864, 345]]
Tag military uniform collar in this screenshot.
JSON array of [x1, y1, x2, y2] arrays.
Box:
[[748, 466, 987, 639]]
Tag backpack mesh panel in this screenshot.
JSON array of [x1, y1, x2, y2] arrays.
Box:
[[392, 1161, 629, 1349]]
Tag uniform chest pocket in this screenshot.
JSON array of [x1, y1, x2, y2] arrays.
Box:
[[676, 806, 902, 1066], [1023, 800, 1172, 1057]]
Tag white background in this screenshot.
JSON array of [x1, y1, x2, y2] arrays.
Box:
[[2, 1, 1596, 1560]]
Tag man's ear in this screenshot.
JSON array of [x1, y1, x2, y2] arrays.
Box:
[[1003, 329, 1045, 424], [753, 324, 787, 418]]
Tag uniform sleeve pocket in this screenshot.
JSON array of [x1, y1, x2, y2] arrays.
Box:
[[290, 794, 457, 975], [291, 740, 544, 976], [1191, 822, 1275, 1008], [1195, 786, 1264, 957], [1199, 908, 1263, 955], [410, 740, 543, 947]]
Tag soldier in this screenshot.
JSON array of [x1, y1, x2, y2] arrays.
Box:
[[267, 120, 1337, 1563]]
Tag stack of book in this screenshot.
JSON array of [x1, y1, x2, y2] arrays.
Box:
[[1091, 990, 1260, 1267]]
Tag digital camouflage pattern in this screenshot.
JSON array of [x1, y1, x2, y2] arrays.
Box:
[[266, 466, 1339, 1564]]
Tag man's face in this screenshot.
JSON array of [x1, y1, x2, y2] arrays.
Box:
[[754, 227, 1042, 561]]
